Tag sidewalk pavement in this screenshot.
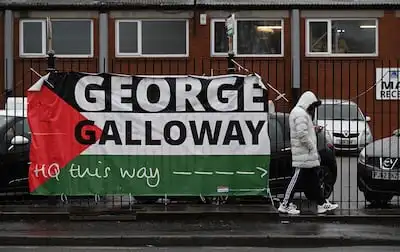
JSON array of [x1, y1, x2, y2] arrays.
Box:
[[1, 203, 400, 224], [0, 220, 400, 247]]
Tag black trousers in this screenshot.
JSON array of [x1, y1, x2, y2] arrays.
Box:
[[282, 167, 325, 206]]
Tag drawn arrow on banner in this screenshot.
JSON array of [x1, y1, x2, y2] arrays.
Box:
[[172, 167, 268, 178], [256, 167, 268, 178]]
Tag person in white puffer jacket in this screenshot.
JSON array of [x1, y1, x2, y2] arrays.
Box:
[[278, 91, 338, 215]]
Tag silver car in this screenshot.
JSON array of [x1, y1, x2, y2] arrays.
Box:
[[315, 99, 373, 152]]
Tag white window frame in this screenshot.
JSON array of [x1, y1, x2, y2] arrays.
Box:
[[305, 18, 378, 57], [115, 19, 189, 58], [210, 18, 229, 57], [115, 20, 141, 57], [19, 19, 46, 58], [19, 19, 94, 58], [210, 18, 284, 57]]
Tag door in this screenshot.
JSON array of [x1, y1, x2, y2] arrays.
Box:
[[2, 118, 30, 192], [268, 117, 292, 193]]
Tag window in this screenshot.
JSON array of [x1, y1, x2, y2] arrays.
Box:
[[20, 20, 46, 57], [211, 19, 284, 57], [19, 19, 94, 58], [116, 20, 189, 57], [306, 19, 378, 56]]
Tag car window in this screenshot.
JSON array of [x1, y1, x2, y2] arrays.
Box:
[[0, 116, 8, 127], [15, 119, 30, 136], [5, 125, 16, 143], [317, 104, 364, 121], [3, 118, 29, 143], [4, 117, 18, 143], [269, 118, 284, 145]]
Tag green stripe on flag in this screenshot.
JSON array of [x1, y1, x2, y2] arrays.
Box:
[[32, 155, 270, 196]]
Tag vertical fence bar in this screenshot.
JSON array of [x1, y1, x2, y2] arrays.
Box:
[[377, 60, 384, 185], [193, 58, 196, 75], [356, 59, 360, 208], [209, 58, 212, 76], [331, 60, 336, 205], [316, 60, 319, 106], [315, 60, 319, 211], [394, 59, 400, 206], [372, 59, 376, 206], [364, 58, 369, 207], [4, 58, 8, 107], [185, 58, 188, 75], [348, 60, 351, 209], [381, 59, 384, 162], [201, 58, 204, 76], [323, 59, 329, 202]]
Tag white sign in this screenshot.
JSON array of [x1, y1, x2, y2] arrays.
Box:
[[226, 14, 235, 36], [376, 68, 400, 100]]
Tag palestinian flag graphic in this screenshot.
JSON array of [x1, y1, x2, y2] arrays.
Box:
[[28, 72, 271, 196]]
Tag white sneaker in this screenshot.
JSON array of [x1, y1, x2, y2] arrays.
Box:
[[289, 203, 297, 209], [317, 200, 339, 214], [278, 203, 300, 215]]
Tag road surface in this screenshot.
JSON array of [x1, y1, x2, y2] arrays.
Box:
[[0, 246, 399, 252]]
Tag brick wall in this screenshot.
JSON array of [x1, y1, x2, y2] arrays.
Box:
[[300, 10, 400, 139], [8, 9, 400, 139]]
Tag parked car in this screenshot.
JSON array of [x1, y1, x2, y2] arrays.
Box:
[[357, 128, 400, 204], [0, 109, 30, 194], [315, 99, 373, 153]]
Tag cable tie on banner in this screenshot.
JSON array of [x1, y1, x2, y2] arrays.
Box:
[[254, 73, 268, 91], [266, 188, 278, 211], [164, 194, 168, 206], [30, 68, 55, 88], [231, 60, 289, 103], [129, 193, 135, 206], [274, 93, 288, 102], [199, 194, 207, 203], [60, 193, 68, 204]]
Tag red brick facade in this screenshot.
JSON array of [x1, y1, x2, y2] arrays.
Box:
[[301, 10, 400, 139], [1, 9, 399, 139]]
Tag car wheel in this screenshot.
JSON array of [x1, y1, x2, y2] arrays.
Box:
[[364, 191, 393, 205], [304, 166, 335, 200]]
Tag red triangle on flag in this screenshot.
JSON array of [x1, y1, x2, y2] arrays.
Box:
[[28, 85, 103, 193]]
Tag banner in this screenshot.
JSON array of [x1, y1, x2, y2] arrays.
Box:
[[27, 72, 271, 196]]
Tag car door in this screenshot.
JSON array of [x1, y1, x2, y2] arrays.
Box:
[[277, 116, 295, 178], [268, 117, 292, 193], [2, 118, 30, 192]]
